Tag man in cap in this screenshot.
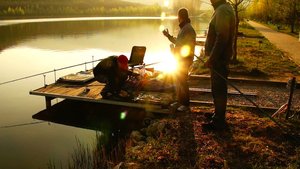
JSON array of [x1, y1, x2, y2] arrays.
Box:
[[93, 55, 130, 99], [162, 7, 196, 113]]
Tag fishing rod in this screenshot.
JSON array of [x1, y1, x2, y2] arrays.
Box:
[[0, 58, 103, 86], [0, 58, 162, 87]]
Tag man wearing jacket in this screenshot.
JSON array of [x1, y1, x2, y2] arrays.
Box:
[[162, 7, 196, 112], [203, 0, 235, 130], [93, 55, 129, 99]]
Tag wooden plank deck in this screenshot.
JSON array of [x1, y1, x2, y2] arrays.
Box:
[[32, 81, 104, 99], [30, 80, 171, 113]]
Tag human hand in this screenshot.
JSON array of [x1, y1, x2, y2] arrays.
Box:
[[162, 28, 170, 37]]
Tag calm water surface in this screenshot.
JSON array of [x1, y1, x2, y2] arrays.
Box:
[[0, 17, 208, 169]]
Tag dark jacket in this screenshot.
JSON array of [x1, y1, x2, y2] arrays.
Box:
[[205, 2, 235, 65], [93, 56, 128, 92], [93, 56, 119, 82], [168, 21, 196, 63]]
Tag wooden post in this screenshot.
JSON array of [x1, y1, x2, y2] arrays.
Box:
[[45, 96, 54, 109], [286, 77, 296, 120]]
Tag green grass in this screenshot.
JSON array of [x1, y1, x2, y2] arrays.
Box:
[[192, 21, 300, 80]]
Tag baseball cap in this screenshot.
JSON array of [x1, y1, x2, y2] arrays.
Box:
[[117, 55, 128, 70]]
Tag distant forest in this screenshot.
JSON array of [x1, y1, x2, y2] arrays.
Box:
[[0, 0, 162, 18]]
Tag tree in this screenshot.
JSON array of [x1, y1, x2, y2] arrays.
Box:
[[172, 0, 202, 15], [284, 0, 300, 33], [228, 0, 252, 62], [247, 0, 300, 33]]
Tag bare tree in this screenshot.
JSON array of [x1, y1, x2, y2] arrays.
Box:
[[228, 0, 252, 62]]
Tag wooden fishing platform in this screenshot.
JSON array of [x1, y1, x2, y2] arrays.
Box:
[[30, 80, 173, 114], [30, 70, 258, 114]]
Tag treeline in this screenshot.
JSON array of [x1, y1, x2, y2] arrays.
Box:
[[0, 0, 162, 18], [246, 0, 300, 33]]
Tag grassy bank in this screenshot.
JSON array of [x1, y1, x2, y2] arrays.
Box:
[[192, 21, 300, 81], [54, 108, 300, 169], [125, 108, 300, 169]]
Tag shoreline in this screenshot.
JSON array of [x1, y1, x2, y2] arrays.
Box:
[[0, 16, 177, 26]]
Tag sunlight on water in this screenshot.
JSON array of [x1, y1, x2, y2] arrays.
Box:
[[0, 47, 113, 82], [0, 16, 177, 26], [161, 12, 166, 20]]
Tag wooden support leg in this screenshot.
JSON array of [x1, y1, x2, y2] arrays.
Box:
[[45, 97, 54, 109], [286, 77, 296, 120]]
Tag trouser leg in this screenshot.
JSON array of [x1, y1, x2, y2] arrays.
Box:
[[211, 66, 228, 123], [176, 71, 190, 106], [176, 59, 192, 106]]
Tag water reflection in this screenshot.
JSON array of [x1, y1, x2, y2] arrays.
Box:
[[33, 100, 147, 143], [0, 19, 163, 51], [0, 17, 208, 52]]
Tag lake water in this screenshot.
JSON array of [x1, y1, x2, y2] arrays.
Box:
[[0, 16, 209, 169]]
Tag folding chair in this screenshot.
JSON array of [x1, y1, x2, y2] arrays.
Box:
[[128, 46, 146, 68]]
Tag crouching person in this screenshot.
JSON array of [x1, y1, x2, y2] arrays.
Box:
[[93, 55, 131, 99]]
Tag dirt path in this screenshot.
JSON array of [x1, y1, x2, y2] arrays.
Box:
[[247, 21, 300, 66]]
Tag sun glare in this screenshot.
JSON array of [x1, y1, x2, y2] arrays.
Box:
[[180, 45, 191, 57], [156, 54, 178, 73], [160, 59, 178, 73], [120, 111, 127, 120]]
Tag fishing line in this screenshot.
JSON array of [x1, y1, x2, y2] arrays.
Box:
[[0, 121, 46, 129], [0, 60, 160, 87]]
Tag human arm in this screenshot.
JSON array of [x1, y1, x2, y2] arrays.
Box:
[[162, 28, 176, 44]]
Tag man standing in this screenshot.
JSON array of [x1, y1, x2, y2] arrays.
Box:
[[163, 8, 196, 112], [203, 0, 235, 130]]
